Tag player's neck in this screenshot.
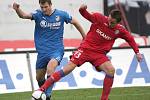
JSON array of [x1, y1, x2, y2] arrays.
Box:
[[46, 9, 55, 16]]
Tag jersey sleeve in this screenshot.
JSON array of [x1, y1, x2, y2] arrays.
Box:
[[119, 27, 139, 53], [79, 8, 103, 23], [31, 9, 40, 21], [62, 11, 72, 24]]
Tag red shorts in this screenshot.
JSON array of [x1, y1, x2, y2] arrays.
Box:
[[70, 48, 110, 67]]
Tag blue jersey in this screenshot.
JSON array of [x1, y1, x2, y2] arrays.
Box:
[[32, 9, 72, 54]]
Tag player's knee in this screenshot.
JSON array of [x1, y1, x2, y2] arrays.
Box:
[[36, 76, 41, 81], [48, 59, 58, 68], [107, 68, 115, 76], [36, 75, 44, 81]]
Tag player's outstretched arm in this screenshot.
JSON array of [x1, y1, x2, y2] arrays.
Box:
[[13, 2, 32, 19], [120, 30, 143, 62], [79, 4, 87, 10], [79, 4, 96, 23], [71, 17, 86, 39]]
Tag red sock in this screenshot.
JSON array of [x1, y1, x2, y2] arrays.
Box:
[[40, 70, 65, 92], [101, 75, 114, 100]]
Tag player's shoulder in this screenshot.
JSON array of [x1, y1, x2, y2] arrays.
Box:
[[55, 9, 69, 14], [31, 9, 43, 19], [92, 12, 106, 22], [33, 9, 42, 14], [54, 9, 72, 20], [92, 12, 104, 17], [115, 24, 129, 35], [116, 24, 126, 30]]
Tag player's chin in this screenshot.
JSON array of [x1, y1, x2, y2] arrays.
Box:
[[43, 12, 48, 15]]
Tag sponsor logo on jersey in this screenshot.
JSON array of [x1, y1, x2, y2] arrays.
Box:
[[40, 20, 61, 29], [96, 29, 112, 40], [40, 20, 47, 28]]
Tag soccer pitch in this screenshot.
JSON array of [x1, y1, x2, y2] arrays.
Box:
[[0, 86, 150, 100]]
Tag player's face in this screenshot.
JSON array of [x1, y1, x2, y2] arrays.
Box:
[[108, 15, 118, 28], [40, 2, 52, 15]]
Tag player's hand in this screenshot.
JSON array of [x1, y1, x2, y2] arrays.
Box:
[[136, 52, 143, 62], [13, 2, 20, 10], [79, 4, 87, 10]]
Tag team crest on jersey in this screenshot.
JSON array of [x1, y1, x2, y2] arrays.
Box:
[[114, 30, 119, 34], [56, 16, 60, 21]]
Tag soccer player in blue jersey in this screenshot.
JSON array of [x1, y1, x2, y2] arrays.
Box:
[[13, 0, 85, 100]]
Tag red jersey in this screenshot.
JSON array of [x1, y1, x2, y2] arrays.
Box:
[[79, 8, 139, 54]]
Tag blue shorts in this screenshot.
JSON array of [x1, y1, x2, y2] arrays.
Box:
[[36, 50, 64, 69]]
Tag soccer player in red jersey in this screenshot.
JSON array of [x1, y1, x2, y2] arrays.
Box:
[[33, 4, 143, 100]]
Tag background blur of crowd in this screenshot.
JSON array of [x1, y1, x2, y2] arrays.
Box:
[[105, 0, 150, 36]]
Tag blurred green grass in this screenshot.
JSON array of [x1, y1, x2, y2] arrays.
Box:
[[0, 86, 150, 100]]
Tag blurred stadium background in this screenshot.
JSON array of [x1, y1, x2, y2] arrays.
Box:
[[0, 0, 150, 100]]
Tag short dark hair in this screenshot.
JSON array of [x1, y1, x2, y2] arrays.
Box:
[[39, 0, 52, 5], [110, 9, 122, 23]]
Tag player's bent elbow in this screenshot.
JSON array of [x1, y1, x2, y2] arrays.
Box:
[[20, 14, 32, 19]]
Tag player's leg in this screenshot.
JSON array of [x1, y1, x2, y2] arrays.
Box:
[[36, 68, 47, 87], [40, 61, 77, 91], [36, 55, 47, 91], [97, 61, 115, 100], [45, 51, 64, 100], [36, 54, 52, 100], [40, 48, 85, 92], [45, 58, 58, 100]]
